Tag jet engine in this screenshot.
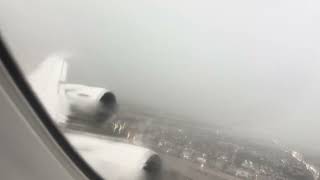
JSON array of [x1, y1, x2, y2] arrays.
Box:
[[66, 132, 162, 180], [61, 84, 117, 123]]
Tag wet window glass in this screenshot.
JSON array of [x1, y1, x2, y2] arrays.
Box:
[[1, 0, 320, 180]]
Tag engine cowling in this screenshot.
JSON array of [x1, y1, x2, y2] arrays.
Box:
[[66, 132, 162, 180], [61, 84, 117, 123]]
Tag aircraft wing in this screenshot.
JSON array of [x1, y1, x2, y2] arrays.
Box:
[[27, 55, 162, 180], [27, 55, 68, 123]]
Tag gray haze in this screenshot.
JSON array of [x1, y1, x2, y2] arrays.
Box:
[[1, 0, 320, 151]]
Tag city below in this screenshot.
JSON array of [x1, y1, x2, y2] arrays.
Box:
[[65, 105, 320, 180]]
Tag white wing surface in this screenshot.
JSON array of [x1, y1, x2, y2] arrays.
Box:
[[28, 55, 68, 123]]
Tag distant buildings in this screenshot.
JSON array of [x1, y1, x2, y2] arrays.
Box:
[[67, 108, 320, 180], [235, 169, 250, 179]]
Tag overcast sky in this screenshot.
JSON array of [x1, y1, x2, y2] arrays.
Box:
[[1, 0, 320, 151]]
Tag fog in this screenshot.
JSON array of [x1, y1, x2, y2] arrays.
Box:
[[1, 0, 320, 151]]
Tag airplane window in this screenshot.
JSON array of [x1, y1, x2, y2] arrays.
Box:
[[1, 1, 320, 180]]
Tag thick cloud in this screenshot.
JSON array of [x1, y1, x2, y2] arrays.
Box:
[[1, 0, 320, 151]]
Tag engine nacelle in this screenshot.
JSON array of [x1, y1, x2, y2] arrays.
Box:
[[61, 84, 117, 123], [66, 132, 162, 180]]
